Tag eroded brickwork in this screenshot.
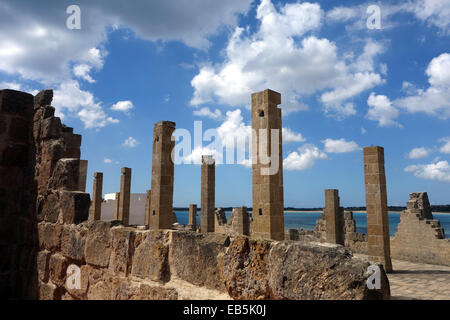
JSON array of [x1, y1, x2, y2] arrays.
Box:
[[364, 146, 392, 272], [251, 89, 284, 241], [391, 193, 449, 266], [149, 121, 176, 230]]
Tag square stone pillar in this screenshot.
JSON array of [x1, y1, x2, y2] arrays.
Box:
[[113, 192, 120, 220], [149, 121, 176, 230], [364, 146, 393, 272], [324, 189, 344, 245], [78, 160, 88, 192], [251, 89, 284, 241], [118, 167, 131, 226], [89, 172, 103, 220], [189, 204, 197, 230], [144, 189, 151, 226], [201, 155, 215, 233], [233, 207, 250, 236]]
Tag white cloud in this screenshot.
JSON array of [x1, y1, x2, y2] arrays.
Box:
[[322, 138, 360, 153], [0, 81, 22, 90], [407, 147, 431, 159], [123, 136, 139, 148], [111, 100, 134, 113], [73, 64, 95, 83], [193, 107, 223, 120], [104, 158, 113, 164], [408, 0, 450, 33], [183, 146, 222, 165], [190, 0, 385, 118], [283, 144, 327, 171], [395, 53, 450, 119], [52, 80, 119, 129], [405, 160, 450, 183], [439, 137, 450, 154], [0, 0, 252, 83], [326, 7, 359, 22], [283, 128, 306, 143], [367, 92, 401, 127], [361, 127, 367, 134]]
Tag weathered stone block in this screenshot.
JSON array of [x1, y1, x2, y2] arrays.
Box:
[[84, 221, 112, 268], [131, 231, 170, 282], [48, 159, 80, 191], [40, 117, 61, 140], [49, 253, 69, 287], [61, 225, 87, 261], [0, 89, 34, 116], [169, 231, 228, 291], [109, 228, 134, 277], [39, 281, 57, 300], [37, 250, 50, 282], [59, 191, 90, 224], [38, 222, 62, 252], [34, 89, 53, 107]]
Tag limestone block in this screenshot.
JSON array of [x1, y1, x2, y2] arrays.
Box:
[[131, 231, 170, 282], [109, 228, 134, 277], [38, 222, 62, 252], [0, 89, 34, 116], [169, 231, 228, 291], [34, 89, 53, 107], [61, 224, 87, 261], [84, 221, 113, 268], [49, 253, 69, 287], [40, 117, 62, 140], [48, 158, 80, 191], [58, 191, 90, 224]]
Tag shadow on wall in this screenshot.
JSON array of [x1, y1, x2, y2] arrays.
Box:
[[0, 89, 39, 299]]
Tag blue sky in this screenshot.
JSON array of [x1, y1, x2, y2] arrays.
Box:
[[0, 0, 449, 207]]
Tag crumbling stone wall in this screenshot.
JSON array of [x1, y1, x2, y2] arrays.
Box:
[[391, 193, 449, 266], [0, 89, 38, 299]]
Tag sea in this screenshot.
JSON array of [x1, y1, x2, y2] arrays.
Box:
[[174, 210, 450, 239]]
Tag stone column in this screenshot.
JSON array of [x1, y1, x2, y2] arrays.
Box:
[[144, 189, 151, 226], [201, 155, 215, 233], [89, 172, 103, 220], [149, 121, 176, 230], [324, 189, 344, 245], [189, 204, 197, 230], [251, 89, 284, 241], [232, 207, 250, 236], [113, 192, 120, 220], [118, 167, 131, 226], [364, 146, 393, 272], [78, 160, 88, 192]]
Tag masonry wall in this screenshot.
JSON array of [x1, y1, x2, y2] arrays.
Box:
[[0, 89, 38, 299], [391, 193, 450, 266]]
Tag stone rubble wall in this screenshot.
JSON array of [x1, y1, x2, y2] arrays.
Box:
[[391, 193, 450, 266]]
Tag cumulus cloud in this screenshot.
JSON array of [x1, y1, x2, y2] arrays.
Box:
[[122, 136, 139, 148], [193, 107, 223, 120], [322, 138, 360, 153], [183, 146, 222, 165], [283, 128, 306, 143], [52, 80, 119, 129], [395, 53, 450, 119], [73, 64, 96, 83], [111, 100, 134, 113], [326, 1, 450, 33], [405, 160, 450, 183], [439, 137, 450, 154], [0, 0, 252, 129], [407, 147, 431, 159], [283, 144, 327, 171], [190, 0, 385, 118], [367, 92, 401, 127], [104, 158, 113, 164]]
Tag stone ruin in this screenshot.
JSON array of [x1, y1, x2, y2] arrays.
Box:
[[314, 190, 368, 254], [391, 192, 449, 266], [0, 88, 391, 300]]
